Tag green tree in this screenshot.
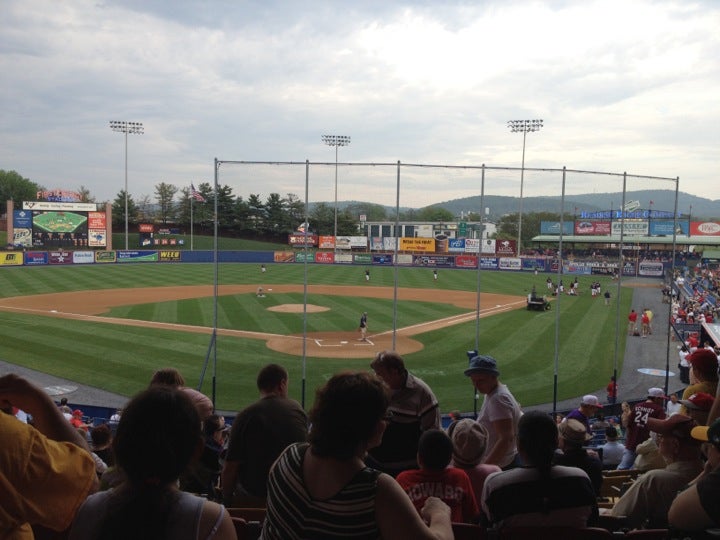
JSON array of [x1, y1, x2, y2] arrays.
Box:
[[0, 170, 40, 214], [136, 194, 155, 223], [344, 202, 388, 222], [77, 185, 96, 203], [415, 206, 455, 222], [154, 182, 178, 224], [263, 193, 287, 236], [111, 190, 139, 229], [246, 194, 265, 232], [310, 202, 334, 235]]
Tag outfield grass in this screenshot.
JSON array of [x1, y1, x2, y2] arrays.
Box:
[[0, 263, 631, 412]]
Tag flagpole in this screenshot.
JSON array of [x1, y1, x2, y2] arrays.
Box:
[[190, 195, 194, 251]]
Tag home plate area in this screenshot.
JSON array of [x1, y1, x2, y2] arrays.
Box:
[[313, 337, 375, 347]]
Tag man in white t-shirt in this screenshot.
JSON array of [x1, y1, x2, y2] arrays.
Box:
[[464, 353, 522, 469]]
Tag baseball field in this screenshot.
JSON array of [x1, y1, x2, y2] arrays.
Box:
[[0, 262, 631, 413]]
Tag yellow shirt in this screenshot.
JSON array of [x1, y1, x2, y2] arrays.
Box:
[[0, 413, 96, 539]]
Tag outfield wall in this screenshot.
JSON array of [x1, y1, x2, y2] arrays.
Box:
[[0, 249, 670, 277]]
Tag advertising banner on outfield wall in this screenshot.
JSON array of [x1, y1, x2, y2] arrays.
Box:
[[315, 252, 334, 264], [481, 239, 496, 254], [522, 258, 546, 272], [49, 251, 73, 265], [288, 234, 318, 247], [383, 238, 397, 251], [496, 240, 516, 256], [334, 253, 354, 264], [638, 260, 664, 277], [370, 237, 384, 251], [294, 252, 312, 263], [95, 251, 117, 263], [563, 262, 593, 275], [25, 251, 48, 265], [412, 255, 454, 267], [159, 251, 182, 262], [397, 253, 413, 266], [354, 254, 373, 264], [273, 251, 295, 263], [498, 257, 521, 270], [73, 251, 95, 264], [447, 238, 465, 252], [479, 257, 499, 269], [611, 221, 649, 236], [373, 254, 394, 265], [455, 255, 477, 268], [622, 261, 638, 276], [117, 251, 159, 263], [0, 252, 23, 266]]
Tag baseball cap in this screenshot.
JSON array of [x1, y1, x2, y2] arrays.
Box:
[[558, 419, 592, 443], [581, 395, 602, 408], [464, 353, 500, 377], [679, 392, 715, 411], [691, 417, 720, 447], [448, 418, 488, 467], [687, 349, 719, 378], [646, 414, 696, 439], [648, 388, 668, 399]]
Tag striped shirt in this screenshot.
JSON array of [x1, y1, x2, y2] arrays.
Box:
[[260, 443, 381, 540]]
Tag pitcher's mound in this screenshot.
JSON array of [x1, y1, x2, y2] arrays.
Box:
[[267, 304, 329, 313]]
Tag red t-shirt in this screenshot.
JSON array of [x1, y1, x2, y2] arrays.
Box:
[[625, 400, 665, 451], [628, 312, 638, 323], [396, 466, 479, 523]]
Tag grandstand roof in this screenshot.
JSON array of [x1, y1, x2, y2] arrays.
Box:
[[531, 235, 720, 247]]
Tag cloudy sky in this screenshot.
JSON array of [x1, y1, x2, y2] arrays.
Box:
[[1, 0, 718, 210]]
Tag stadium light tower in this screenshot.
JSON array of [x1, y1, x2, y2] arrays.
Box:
[[321, 135, 351, 251], [109, 121, 144, 250], [507, 119, 543, 256]]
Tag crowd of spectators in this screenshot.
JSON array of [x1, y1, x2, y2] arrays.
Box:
[[4, 335, 720, 538]]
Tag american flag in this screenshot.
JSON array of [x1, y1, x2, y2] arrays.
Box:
[[190, 184, 206, 203]]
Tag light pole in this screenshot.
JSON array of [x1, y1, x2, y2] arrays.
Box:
[[507, 119, 543, 256], [109, 121, 144, 250], [321, 135, 351, 251]]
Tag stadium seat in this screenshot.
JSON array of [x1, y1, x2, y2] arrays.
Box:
[[497, 526, 613, 539], [452, 522, 488, 539], [226, 507, 266, 523], [624, 529, 669, 539]]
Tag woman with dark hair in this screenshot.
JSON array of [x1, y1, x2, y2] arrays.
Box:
[[69, 386, 235, 540], [261, 371, 452, 540], [481, 410, 598, 529]]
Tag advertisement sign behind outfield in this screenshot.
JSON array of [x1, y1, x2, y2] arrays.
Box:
[[72, 251, 95, 264], [159, 251, 182, 262], [373, 254, 394, 265], [318, 236, 334, 249], [481, 239, 496, 254], [400, 237, 435, 252], [25, 252, 48, 265], [49, 251, 73, 265], [456, 255, 477, 268], [353, 254, 373, 264], [498, 257, 521, 270], [413, 255, 454, 267], [448, 239, 465, 252], [0, 252, 23, 266], [575, 221, 611, 235], [334, 253, 354, 264], [479, 257, 498, 269], [464, 239, 480, 253], [315, 252, 334, 264], [95, 251, 117, 263], [117, 251, 159, 263], [397, 253, 413, 265], [691, 222, 720, 236]]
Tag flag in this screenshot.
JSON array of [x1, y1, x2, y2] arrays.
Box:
[[190, 184, 206, 202]]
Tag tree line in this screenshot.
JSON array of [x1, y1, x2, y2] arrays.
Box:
[[1, 169, 562, 246]]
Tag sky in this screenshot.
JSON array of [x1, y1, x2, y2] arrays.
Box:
[[1, 0, 719, 210]]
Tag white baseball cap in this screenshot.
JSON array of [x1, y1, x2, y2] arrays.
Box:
[[581, 395, 602, 408]]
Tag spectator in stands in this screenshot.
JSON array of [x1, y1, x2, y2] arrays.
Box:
[[58, 396, 72, 416], [261, 371, 453, 540], [69, 385, 235, 540], [181, 413, 228, 500], [617, 388, 667, 470], [666, 393, 683, 416], [606, 375, 619, 404], [678, 345, 691, 384], [682, 349, 719, 411], [610, 414, 704, 529], [481, 411, 598, 529], [70, 409, 92, 432], [600, 426, 624, 469], [668, 417, 720, 532], [368, 350, 441, 475], [554, 419, 603, 495], [0, 374, 98, 538], [222, 363, 307, 507], [679, 392, 714, 426], [464, 353, 522, 469], [447, 418, 501, 504], [628, 309, 638, 335], [149, 367, 214, 421], [397, 429, 479, 523], [90, 423, 115, 468], [565, 394, 602, 434], [633, 435, 667, 472]]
